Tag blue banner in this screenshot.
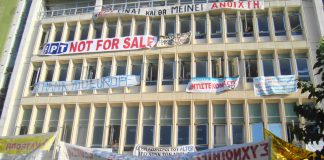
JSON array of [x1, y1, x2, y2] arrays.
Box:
[[253, 75, 297, 96]]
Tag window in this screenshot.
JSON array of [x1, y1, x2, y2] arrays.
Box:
[[267, 103, 282, 138], [116, 60, 126, 76], [213, 104, 226, 147], [195, 105, 208, 151], [150, 19, 160, 36], [54, 26, 63, 42], [77, 107, 90, 146], [245, 56, 258, 82], [48, 108, 60, 132], [212, 57, 224, 78], [39, 27, 50, 49], [67, 24, 76, 41], [167, 0, 178, 6], [257, 14, 269, 36], [178, 105, 190, 145], [284, 103, 298, 123], [296, 55, 310, 81], [45, 64, 55, 82], [30, 65, 41, 90], [80, 24, 90, 40], [72, 63, 82, 80], [262, 54, 275, 77], [195, 57, 208, 77], [180, 17, 191, 33], [162, 59, 174, 85], [94, 23, 103, 39], [249, 103, 263, 142], [131, 60, 142, 76], [107, 22, 117, 38], [136, 20, 146, 35], [153, 0, 165, 7], [142, 106, 155, 145], [108, 107, 122, 152], [231, 104, 244, 144], [194, 0, 206, 4], [62, 107, 74, 143], [92, 107, 106, 148], [228, 56, 240, 77], [165, 18, 176, 36], [210, 15, 222, 38], [146, 60, 158, 86], [124, 107, 138, 152], [272, 13, 286, 36], [279, 54, 292, 75], [179, 58, 191, 84], [121, 21, 131, 37], [34, 108, 45, 134], [195, 16, 206, 39], [180, 0, 192, 5], [101, 61, 111, 77], [86, 62, 96, 79], [20, 108, 32, 135], [160, 106, 173, 146], [289, 12, 303, 35], [226, 15, 237, 37], [241, 13, 253, 37], [59, 64, 68, 81]]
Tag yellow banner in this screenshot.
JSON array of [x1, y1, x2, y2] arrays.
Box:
[[264, 129, 323, 159], [0, 132, 56, 155]]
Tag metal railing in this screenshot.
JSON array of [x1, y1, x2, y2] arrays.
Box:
[[41, 6, 95, 18]]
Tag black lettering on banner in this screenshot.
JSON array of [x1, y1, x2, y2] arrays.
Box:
[[242, 146, 250, 159], [260, 143, 269, 156]]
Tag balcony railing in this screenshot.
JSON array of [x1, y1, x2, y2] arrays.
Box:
[[41, 6, 95, 19]]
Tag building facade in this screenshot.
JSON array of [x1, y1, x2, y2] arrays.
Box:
[[0, 0, 324, 155]]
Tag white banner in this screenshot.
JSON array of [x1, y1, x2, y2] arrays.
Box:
[[133, 144, 196, 156], [156, 32, 191, 48], [186, 77, 240, 93], [253, 75, 297, 96], [33, 75, 140, 94], [182, 140, 270, 160], [98, 1, 264, 17], [43, 35, 157, 55]]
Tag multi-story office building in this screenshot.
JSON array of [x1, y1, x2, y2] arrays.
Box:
[[0, 0, 324, 155]]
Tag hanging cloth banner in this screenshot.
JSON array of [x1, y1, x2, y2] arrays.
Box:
[[133, 144, 196, 156], [264, 129, 324, 159], [253, 75, 297, 96], [0, 133, 56, 160], [186, 77, 240, 93], [33, 75, 141, 94], [42, 35, 157, 55], [156, 32, 191, 48], [97, 1, 264, 17]]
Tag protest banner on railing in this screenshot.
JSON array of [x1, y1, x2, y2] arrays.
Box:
[[253, 75, 297, 96], [186, 77, 239, 93], [133, 144, 195, 156]]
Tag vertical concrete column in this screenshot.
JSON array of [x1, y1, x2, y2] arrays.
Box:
[[226, 100, 231, 145], [176, 15, 180, 34], [103, 103, 111, 148], [279, 99, 287, 140], [191, 52, 195, 78], [206, 12, 211, 44], [88, 20, 95, 40], [274, 49, 280, 76], [161, 16, 165, 36], [74, 21, 82, 41], [52, 60, 60, 82], [244, 99, 250, 143], [102, 18, 108, 38], [38, 61, 47, 82], [252, 10, 259, 41], [141, 55, 147, 92], [174, 53, 179, 91], [61, 22, 69, 42], [95, 0, 103, 12], [208, 100, 213, 149], [27, 105, 37, 134], [261, 99, 268, 129], [33, 25, 44, 53], [131, 16, 136, 36], [222, 11, 226, 43], [14, 106, 24, 135], [207, 52, 212, 78], [145, 16, 150, 35], [157, 54, 163, 92], [284, 7, 292, 41], [119, 103, 127, 154], [137, 103, 144, 145], [57, 104, 65, 141], [172, 101, 177, 147], [238, 11, 243, 42], [257, 50, 263, 77], [86, 104, 95, 147], [191, 14, 195, 44], [224, 51, 229, 77], [268, 8, 275, 41], [290, 49, 298, 76], [155, 102, 160, 147], [48, 23, 56, 43], [190, 101, 195, 145], [116, 17, 122, 38], [42, 104, 51, 133], [71, 104, 80, 144]]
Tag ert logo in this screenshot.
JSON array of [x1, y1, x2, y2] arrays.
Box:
[[43, 43, 69, 55]]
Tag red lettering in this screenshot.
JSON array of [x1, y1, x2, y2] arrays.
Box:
[[78, 41, 86, 52], [260, 143, 269, 156], [227, 2, 233, 7], [220, 2, 226, 8], [254, 1, 260, 8], [226, 150, 233, 159], [112, 38, 119, 49], [238, 1, 244, 8], [211, 2, 218, 9], [70, 42, 78, 52], [131, 37, 138, 48], [123, 37, 131, 48], [139, 36, 146, 48], [248, 0, 251, 8], [103, 39, 112, 50], [233, 148, 241, 159], [250, 144, 258, 158], [242, 146, 250, 159], [86, 40, 93, 51], [96, 39, 103, 50], [147, 36, 154, 47]]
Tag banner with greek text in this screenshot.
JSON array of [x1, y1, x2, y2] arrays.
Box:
[[33, 75, 140, 94], [156, 32, 191, 48], [97, 1, 264, 17], [181, 140, 269, 160], [253, 75, 297, 96], [0, 133, 56, 160], [186, 77, 240, 93], [133, 144, 196, 156], [42, 35, 157, 55]]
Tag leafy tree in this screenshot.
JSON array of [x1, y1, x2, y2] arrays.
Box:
[[293, 38, 324, 159]]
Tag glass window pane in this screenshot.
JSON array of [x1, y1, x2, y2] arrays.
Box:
[[179, 60, 191, 84], [160, 126, 172, 145], [268, 123, 282, 138], [251, 123, 264, 142], [110, 107, 122, 125], [285, 103, 298, 122], [87, 63, 97, 79], [67, 25, 76, 41], [126, 126, 137, 145], [249, 103, 261, 123], [151, 19, 160, 36], [108, 125, 120, 149], [101, 61, 111, 77], [143, 106, 155, 125], [94, 23, 103, 39], [122, 22, 131, 37], [196, 125, 207, 145], [108, 23, 116, 38], [178, 105, 190, 124], [195, 17, 206, 39], [257, 14, 269, 36], [231, 104, 243, 123], [267, 103, 280, 123], [165, 19, 176, 36], [214, 125, 226, 147], [296, 58, 310, 81], [132, 61, 142, 76], [92, 126, 104, 147], [211, 16, 222, 38], [196, 61, 207, 77], [142, 126, 154, 145], [180, 17, 191, 33], [232, 124, 244, 144], [226, 15, 237, 37], [263, 59, 274, 76], [273, 13, 286, 36], [80, 24, 89, 40], [195, 105, 208, 124], [136, 20, 146, 35], [127, 107, 138, 125], [289, 12, 302, 35], [178, 126, 190, 145], [213, 104, 226, 124], [116, 61, 126, 75], [160, 106, 173, 125], [59, 64, 68, 81], [279, 58, 292, 75], [54, 26, 63, 42], [245, 58, 258, 82], [241, 14, 253, 37], [73, 63, 82, 80]]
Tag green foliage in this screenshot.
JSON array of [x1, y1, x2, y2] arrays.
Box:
[[293, 38, 324, 158]]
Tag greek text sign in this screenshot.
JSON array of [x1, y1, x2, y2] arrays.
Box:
[[99, 1, 264, 17], [133, 145, 196, 156], [156, 32, 191, 48], [33, 75, 140, 94], [43, 35, 157, 55], [186, 77, 240, 93], [253, 75, 297, 96]]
